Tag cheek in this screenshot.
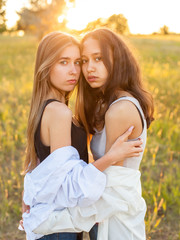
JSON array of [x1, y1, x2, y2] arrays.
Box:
[[51, 65, 62, 77], [50, 66, 65, 85], [99, 64, 108, 80]]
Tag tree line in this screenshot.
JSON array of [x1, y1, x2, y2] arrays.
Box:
[[0, 0, 172, 37]]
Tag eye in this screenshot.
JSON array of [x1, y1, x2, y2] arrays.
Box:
[[82, 59, 88, 64], [59, 60, 68, 65], [75, 60, 81, 65], [95, 56, 101, 62]]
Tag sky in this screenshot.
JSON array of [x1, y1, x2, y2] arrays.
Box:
[[5, 0, 180, 34]]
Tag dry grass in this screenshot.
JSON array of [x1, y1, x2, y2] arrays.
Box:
[[0, 34, 179, 239]]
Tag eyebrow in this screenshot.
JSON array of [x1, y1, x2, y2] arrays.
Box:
[[81, 52, 101, 58], [59, 57, 81, 60]]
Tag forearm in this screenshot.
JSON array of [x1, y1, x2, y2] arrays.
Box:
[[92, 152, 113, 172]]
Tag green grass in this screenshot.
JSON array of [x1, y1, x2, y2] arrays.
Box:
[[129, 36, 180, 240], [0, 34, 179, 240]]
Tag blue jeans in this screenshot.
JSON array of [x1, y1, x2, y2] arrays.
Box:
[[39, 232, 78, 240], [38, 224, 98, 240], [89, 224, 98, 240]]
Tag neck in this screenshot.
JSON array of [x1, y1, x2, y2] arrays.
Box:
[[47, 89, 66, 103], [115, 90, 132, 98]]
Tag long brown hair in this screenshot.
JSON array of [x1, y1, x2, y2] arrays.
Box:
[[24, 31, 79, 173], [76, 28, 154, 134]]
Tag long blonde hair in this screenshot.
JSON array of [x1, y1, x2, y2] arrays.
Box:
[[24, 32, 79, 173]]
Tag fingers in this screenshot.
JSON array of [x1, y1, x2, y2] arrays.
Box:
[[131, 138, 143, 147], [129, 146, 143, 158], [19, 219, 24, 230], [133, 147, 143, 153], [22, 201, 30, 214], [26, 205, 30, 213], [24, 206, 30, 214], [118, 126, 134, 142], [25, 208, 30, 214], [131, 153, 141, 157], [129, 149, 143, 157]]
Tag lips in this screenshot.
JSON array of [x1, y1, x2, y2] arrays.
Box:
[[87, 76, 97, 82], [67, 79, 77, 84]]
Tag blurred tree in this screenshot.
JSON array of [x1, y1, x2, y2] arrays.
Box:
[[17, 0, 74, 39], [0, 0, 6, 32], [85, 18, 107, 31], [107, 14, 129, 34], [28, 0, 50, 9], [160, 25, 169, 35], [82, 14, 129, 35]]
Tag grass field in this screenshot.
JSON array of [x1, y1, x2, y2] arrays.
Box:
[[0, 34, 179, 240]]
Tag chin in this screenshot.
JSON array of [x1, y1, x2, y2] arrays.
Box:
[[88, 83, 101, 89], [66, 86, 76, 92]]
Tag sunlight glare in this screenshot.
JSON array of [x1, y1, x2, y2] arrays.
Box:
[[65, 0, 180, 34], [66, 8, 87, 30], [6, 0, 29, 29], [65, 0, 114, 30], [58, 15, 65, 23], [65, 0, 74, 8], [17, 30, 25, 36]]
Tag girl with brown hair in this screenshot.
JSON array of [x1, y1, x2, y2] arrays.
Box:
[[21, 31, 143, 240], [33, 29, 154, 240]]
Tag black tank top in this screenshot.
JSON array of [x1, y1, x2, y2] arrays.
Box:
[[34, 99, 88, 163]]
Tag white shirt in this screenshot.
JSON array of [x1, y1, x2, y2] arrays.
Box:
[[22, 146, 106, 240], [34, 166, 147, 240]]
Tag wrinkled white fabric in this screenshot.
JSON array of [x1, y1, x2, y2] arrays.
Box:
[[22, 146, 106, 240], [34, 166, 146, 240]]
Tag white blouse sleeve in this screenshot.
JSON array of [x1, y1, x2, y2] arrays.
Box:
[[23, 146, 106, 240]]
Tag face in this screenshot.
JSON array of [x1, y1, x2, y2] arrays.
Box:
[[50, 44, 81, 94], [81, 38, 108, 89]]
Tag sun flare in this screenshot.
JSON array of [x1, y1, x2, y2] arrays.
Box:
[[66, 8, 88, 30], [58, 15, 65, 23]]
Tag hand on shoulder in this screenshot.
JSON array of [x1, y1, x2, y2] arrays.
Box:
[[105, 99, 143, 152]]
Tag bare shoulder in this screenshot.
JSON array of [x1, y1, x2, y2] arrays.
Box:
[[44, 101, 72, 122], [105, 100, 139, 122], [105, 99, 142, 140]]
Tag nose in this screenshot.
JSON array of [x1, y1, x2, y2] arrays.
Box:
[[70, 63, 78, 75], [87, 60, 95, 73]]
